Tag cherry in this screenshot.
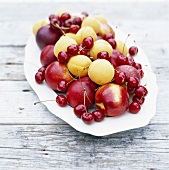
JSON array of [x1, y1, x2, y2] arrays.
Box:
[[82, 36, 94, 49], [97, 35, 103, 40], [104, 33, 115, 41], [127, 87, 136, 94], [49, 14, 59, 21], [127, 77, 139, 88], [58, 80, 68, 92], [67, 44, 79, 55], [56, 95, 67, 107], [58, 51, 70, 63], [133, 95, 145, 105], [129, 46, 138, 56], [81, 112, 94, 124], [114, 71, 127, 85], [138, 69, 144, 78], [92, 110, 105, 122], [81, 12, 89, 17], [70, 25, 80, 34], [129, 102, 141, 114], [79, 48, 88, 56], [97, 51, 109, 60], [73, 104, 86, 118], [73, 17, 82, 26], [50, 18, 61, 29], [135, 85, 148, 98], [35, 71, 44, 84], [117, 55, 129, 65], [134, 63, 142, 70], [60, 13, 71, 22], [38, 66, 46, 77], [128, 56, 135, 66], [64, 18, 73, 27], [107, 39, 116, 49]]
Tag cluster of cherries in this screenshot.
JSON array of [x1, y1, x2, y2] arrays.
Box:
[[34, 11, 149, 124]]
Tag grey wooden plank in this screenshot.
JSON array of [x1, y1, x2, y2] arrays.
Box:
[[0, 124, 169, 170]]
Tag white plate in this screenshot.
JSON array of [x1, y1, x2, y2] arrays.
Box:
[[24, 28, 158, 136]]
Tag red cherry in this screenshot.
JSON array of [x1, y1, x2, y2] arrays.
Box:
[[50, 18, 61, 29], [74, 104, 86, 118], [134, 63, 142, 70], [58, 80, 68, 92], [82, 36, 94, 49], [64, 18, 73, 27], [73, 17, 82, 26], [81, 12, 89, 17], [135, 85, 148, 98], [70, 25, 80, 34], [129, 46, 138, 56], [133, 95, 145, 105], [107, 39, 116, 49], [38, 66, 46, 77], [49, 14, 59, 21], [127, 87, 136, 94], [97, 51, 109, 60], [128, 56, 135, 66], [35, 72, 44, 84], [67, 44, 79, 55], [104, 33, 115, 41], [58, 51, 70, 63], [92, 110, 105, 122], [127, 77, 139, 88], [81, 112, 94, 124], [129, 102, 141, 114], [56, 95, 67, 107], [114, 71, 127, 85], [79, 48, 88, 56], [117, 55, 129, 65], [138, 69, 144, 78], [60, 13, 71, 22]]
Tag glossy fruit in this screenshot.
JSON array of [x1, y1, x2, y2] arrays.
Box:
[[127, 77, 139, 88], [67, 44, 79, 55], [45, 61, 73, 91], [35, 71, 44, 84], [95, 83, 129, 117], [81, 112, 94, 124], [107, 39, 116, 49], [56, 95, 67, 107], [66, 77, 97, 109], [73, 104, 86, 118], [36, 25, 60, 50], [70, 25, 80, 34], [58, 80, 68, 92], [73, 17, 82, 26], [58, 51, 70, 63], [92, 110, 105, 122], [117, 55, 129, 65], [60, 13, 71, 21], [129, 102, 141, 114], [40, 45, 57, 66], [135, 85, 148, 98], [97, 51, 109, 60], [104, 33, 115, 41], [114, 71, 127, 85], [129, 46, 138, 56], [82, 36, 94, 49], [133, 95, 145, 105]]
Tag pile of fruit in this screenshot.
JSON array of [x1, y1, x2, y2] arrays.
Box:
[[33, 8, 148, 125]]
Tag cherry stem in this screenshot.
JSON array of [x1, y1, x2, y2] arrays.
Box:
[[51, 22, 66, 35], [122, 34, 130, 54], [34, 100, 55, 105]]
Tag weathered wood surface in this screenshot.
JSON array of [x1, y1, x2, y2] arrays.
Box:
[[0, 1, 169, 170]]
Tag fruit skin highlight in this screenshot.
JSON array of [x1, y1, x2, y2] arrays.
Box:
[[66, 77, 97, 109], [67, 55, 92, 77], [88, 59, 115, 85], [45, 61, 73, 91], [95, 83, 129, 117]]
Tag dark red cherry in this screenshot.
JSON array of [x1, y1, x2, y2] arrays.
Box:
[[60, 13, 71, 22], [35, 71, 44, 84], [117, 55, 129, 65], [58, 80, 68, 92], [134, 63, 142, 70], [73, 17, 82, 26], [67, 44, 79, 55], [58, 51, 70, 63], [64, 18, 73, 27], [74, 104, 86, 118], [138, 69, 144, 78], [114, 71, 127, 85], [133, 95, 145, 105], [127, 77, 139, 88], [81, 112, 94, 124], [135, 85, 148, 98], [70, 25, 80, 34], [81, 12, 89, 17], [104, 33, 115, 41], [56, 95, 67, 107], [129, 46, 138, 56], [49, 14, 59, 21], [82, 36, 94, 49], [107, 39, 116, 49], [92, 110, 105, 122], [97, 51, 109, 60], [129, 102, 141, 114], [127, 87, 136, 94]]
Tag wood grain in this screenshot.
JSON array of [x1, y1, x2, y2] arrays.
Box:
[[0, 1, 169, 170]]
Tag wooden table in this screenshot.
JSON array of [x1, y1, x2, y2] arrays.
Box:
[[0, 1, 169, 169]]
